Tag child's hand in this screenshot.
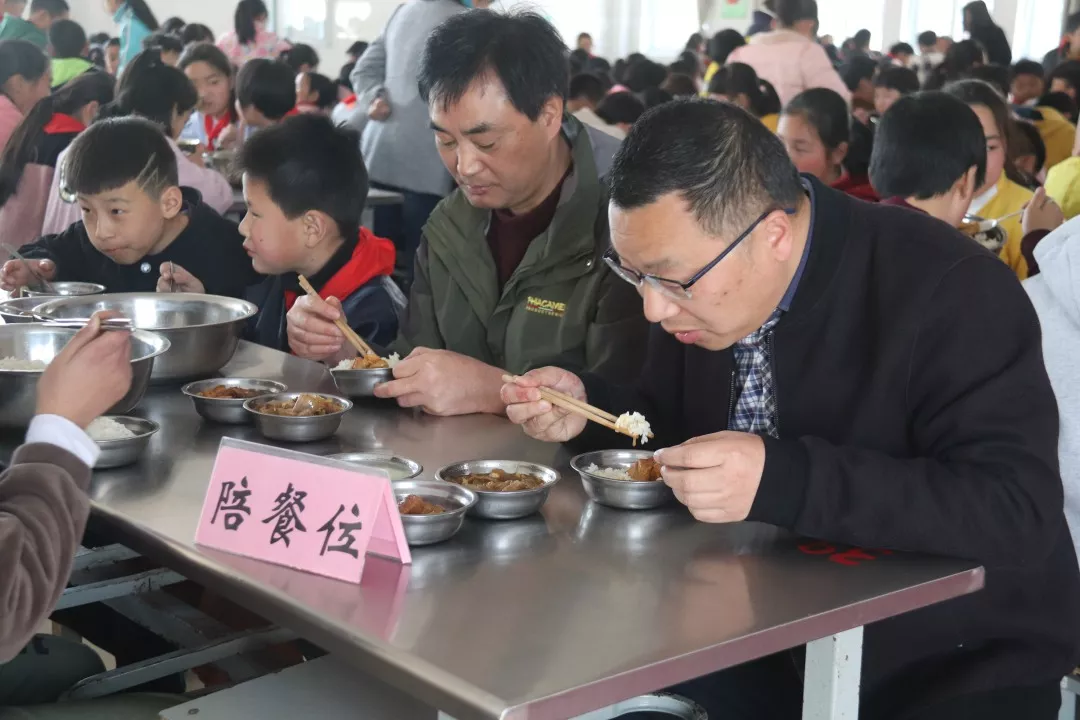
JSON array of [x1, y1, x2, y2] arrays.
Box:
[[368, 97, 391, 121], [156, 263, 206, 294], [0, 258, 55, 292], [1022, 188, 1065, 235]]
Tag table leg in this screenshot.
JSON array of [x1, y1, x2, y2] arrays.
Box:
[[802, 626, 863, 720]]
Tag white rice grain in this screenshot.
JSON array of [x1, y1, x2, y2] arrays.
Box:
[[87, 417, 136, 442]]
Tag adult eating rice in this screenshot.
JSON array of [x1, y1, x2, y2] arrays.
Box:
[[502, 99, 1080, 720]]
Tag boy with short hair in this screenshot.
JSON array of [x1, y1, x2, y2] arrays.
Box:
[[235, 58, 296, 133], [873, 66, 919, 115], [142, 30, 182, 67], [1011, 60, 1046, 106], [1050, 60, 1080, 104], [0, 0, 66, 48], [165, 114, 401, 351], [0, 117, 259, 297], [47, 18, 89, 88]]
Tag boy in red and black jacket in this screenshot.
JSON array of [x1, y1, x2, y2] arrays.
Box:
[[165, 114, 402, 351]]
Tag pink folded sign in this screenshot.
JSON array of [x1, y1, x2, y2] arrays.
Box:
[[195, 438, 411, 583]]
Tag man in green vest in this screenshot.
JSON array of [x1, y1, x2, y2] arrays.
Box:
[[286, 9, 647, 417], [0, 0, 67, 49]]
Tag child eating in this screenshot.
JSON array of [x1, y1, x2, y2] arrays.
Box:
[[0, 116, 259, 296], [235, 58, 295, 136], [162, 114, 401, 352]]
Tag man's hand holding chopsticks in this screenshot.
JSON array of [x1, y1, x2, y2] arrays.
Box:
[[655, 432, 766, 524], [502, 367, 588, 443]]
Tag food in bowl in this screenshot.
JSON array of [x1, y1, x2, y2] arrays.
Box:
[[447, 469, 546, 492], [196, 385, 266, 399], [0, 357, 47, 370], [254, 394, 344, 417], [585, 457, 663, 482], [334, 352, 400, 370], [398, 495, 446, 515], [87, 416, 137, 441]]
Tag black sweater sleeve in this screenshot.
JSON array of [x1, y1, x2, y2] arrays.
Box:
[[750, 255, 1063, 568]]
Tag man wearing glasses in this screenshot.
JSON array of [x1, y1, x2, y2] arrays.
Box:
[[504, 99, 1080, 719]]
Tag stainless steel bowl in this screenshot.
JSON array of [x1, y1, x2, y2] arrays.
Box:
[[331, 367, 393, 398], [435, 460, 559, 520], [243, 392, 352, 443], [35, 293, 257, 382], [571, 450, 673, 510], [328, 452, 422, 481], [182, 378, 289, 424], [21, 282, 105, 298], [0, 324, 170, 429], [394, 479, 477, 546], [961, 214, 1007, 253], [599, 693, 707, 719], [0, 296, 48, 324], [91, 416, 159, 469]]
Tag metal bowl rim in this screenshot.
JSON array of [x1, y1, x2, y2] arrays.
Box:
[[571, 450, 662, 485], [0, 325, 170, 373], [435, 460, 560, 495], [23, 282, 106, 297], [182, 378, 289, 401], [394, 480, 478, 519], [91, 416, 160, 445], [242, 392, 353, 418], [330, 366, 394, 375], [34, 293, 259, 329], [327, 452, 423, 478]]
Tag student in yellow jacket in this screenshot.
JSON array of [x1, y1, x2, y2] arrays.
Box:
[[947, 80, 1034, 279], [1033, 105, 1076, 172]]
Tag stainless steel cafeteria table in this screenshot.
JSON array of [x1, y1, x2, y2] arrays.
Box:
[[15, 342, 985, 720], [227, 187, 404, 228]]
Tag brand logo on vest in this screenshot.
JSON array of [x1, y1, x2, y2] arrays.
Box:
[[525, 296, 567, 318]]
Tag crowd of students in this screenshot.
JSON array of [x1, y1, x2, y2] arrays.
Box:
[[2, 0, 1080, 717]]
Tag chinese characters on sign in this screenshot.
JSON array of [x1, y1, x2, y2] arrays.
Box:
[[196, 439, 410, 583]]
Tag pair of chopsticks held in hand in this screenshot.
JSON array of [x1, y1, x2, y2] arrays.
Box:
[[502, 375, 652, 443], [297, 275, 376, 358]]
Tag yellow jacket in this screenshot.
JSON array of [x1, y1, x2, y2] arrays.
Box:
[[702, 61, 720, 96], [1046, 156, 1080, 220], [761, 113, 779, 132], [977, 175, 1034, 279], [1033, 106, 1076, 172]]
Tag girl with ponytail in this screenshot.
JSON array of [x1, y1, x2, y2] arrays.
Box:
[[218, 0, 290, 67], [0, 39, 51, 151], [707, 62, 782, 131], [0, 71, 113, 245], [103, 0, 159, 72], [42, 50, 233, 235]]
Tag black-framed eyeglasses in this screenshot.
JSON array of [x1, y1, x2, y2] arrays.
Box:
[[603, 207, 796, 301]]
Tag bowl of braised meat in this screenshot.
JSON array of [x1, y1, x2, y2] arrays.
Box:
[[395, 479, 477, 546], [182, 378, 288, 424], [435, 460, 559, 520]]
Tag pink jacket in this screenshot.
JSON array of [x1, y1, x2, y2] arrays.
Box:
[[217, 29, 291, 67], [0, 95, 23, 153], [727, 30, 851, 108], [42, 138, 234, 236], [0, 164, 54, 247]]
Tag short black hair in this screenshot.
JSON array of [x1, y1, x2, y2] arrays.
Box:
[[178, 41, 231, 78], [841, 55, 877, 91], [774, 0, 817, 27], [236, 59, 296, 121], [874, 66, 919, 94], [624, 59, 668, 93], [346, 41, 369, 57], [917, 30, 937, 48], [1038, 91, 1078, 122], [1012, 119, 1046, 175], [239, 114, 368, 244], [1011, 59, 1046, 81], [142, 30, 182, 56], [890, 42, 915, 57], [661, 73, 698, 98], [63, 116, 178, 198], [301, 72, 336, 110], [568, 73, 605, 104], [610, 99, 802, 236], [1050, 60, 1080, 92], [0, 39, 48, 89], [419, 10, 568, 122], [854, 29, 871, 48], [596, 91, 644, 125], [48, 19, 85, 59], [161, 16, 185, 35], [569, 47, 590, 75], [88, 32, 110, 46], [106, 37, 120, 49], [180, 23, 214, 46], [578, 32, 592, 41], [1067, 11, 1080, 35], [337, 60, 355, 92], [101, 50, 196, 131], [871, 92, 985, 200], [281, 43, 319, 73], [642, 87, 674, 109], [965, 64, 1009, 97], [783, 87, 850, 151], [29, 0, 67, 17]]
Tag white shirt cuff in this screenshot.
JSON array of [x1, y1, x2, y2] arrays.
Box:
[[25, 415, 100, 469]]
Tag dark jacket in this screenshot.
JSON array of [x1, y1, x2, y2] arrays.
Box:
[[576, 178, 1080, 715], [245, 230, 404, 351], [970, 24, 1012, 66], [393, 115, 648, 382], [20, 187, 260, 297]]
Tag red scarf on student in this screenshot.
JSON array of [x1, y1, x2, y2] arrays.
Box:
[[203, 113, 232, 150], [831, 173, 879, 203], [283, 228, 396, 311], [43, 113, 85, 135], [340, 93, 357, 109]]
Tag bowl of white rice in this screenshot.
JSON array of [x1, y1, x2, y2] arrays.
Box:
[[0, 324, 170, 429], [88, 416, 159, 469], [570, 450, 674, 511], [331, 354, 399, 398]]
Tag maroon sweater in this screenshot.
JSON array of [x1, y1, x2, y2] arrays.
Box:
[[486, 173, 568, 290]]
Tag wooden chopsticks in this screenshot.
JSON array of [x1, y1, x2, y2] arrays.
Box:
[[297, 275, 375, 358], [502, 375, 652, 442]]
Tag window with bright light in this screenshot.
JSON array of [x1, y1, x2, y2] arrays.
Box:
[[1012, 0, 1065, 60], [279, 0, 327, 42], [817, 0, 887, 50], [899, 0, 995, 47], [636, 0, 699, 60]]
